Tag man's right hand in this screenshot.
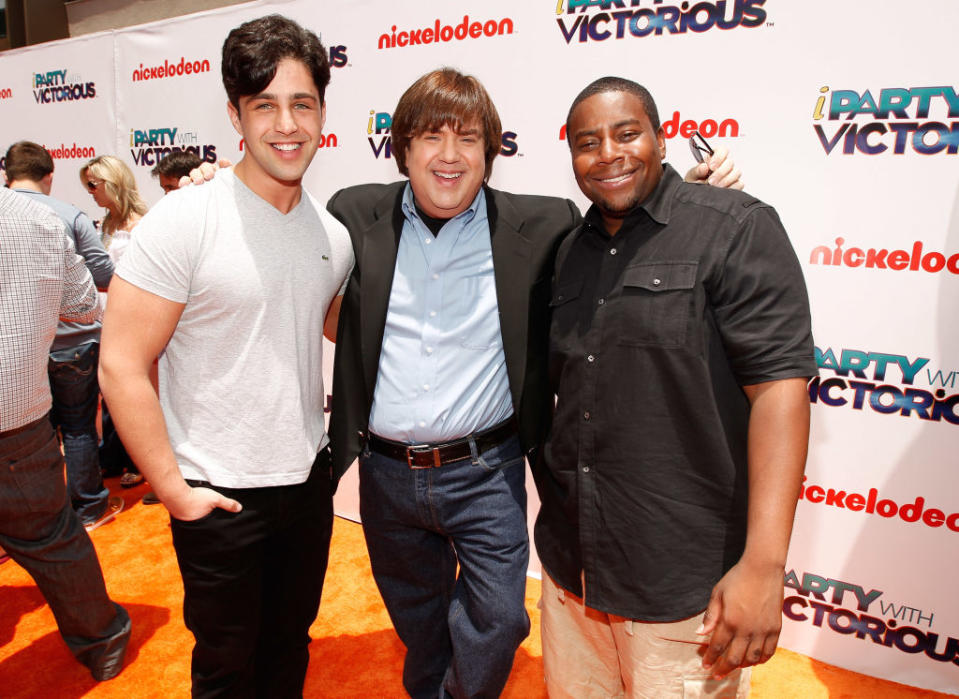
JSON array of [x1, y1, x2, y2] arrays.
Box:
[[164, 485, 242, 522], [178, 158, 233, 188]]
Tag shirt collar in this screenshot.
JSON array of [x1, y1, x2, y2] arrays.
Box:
[[400, 181, 485, 227], [583, 163, 681, 234]]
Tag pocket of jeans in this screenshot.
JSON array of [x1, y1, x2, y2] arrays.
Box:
[[6, 430, 67, 515], [471, 453, 525, 473], [170, 507, 223, 527]]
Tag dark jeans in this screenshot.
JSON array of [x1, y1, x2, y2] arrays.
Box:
[[0, 416, 131, 680], [359, 433, 530, 699], [48, 341, 109, 523], [169, 449, 334, 699]]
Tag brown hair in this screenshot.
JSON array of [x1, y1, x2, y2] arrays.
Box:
[[391, 68, 502, 179], [4, 141, 54, 182]]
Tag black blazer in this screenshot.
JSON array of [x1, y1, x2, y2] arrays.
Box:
[[326, 181, 581, 484]]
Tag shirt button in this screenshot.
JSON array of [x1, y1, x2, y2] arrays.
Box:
[[582, 465, 590, 473], [610, 248, 617, 255], [432, 273, 439, 280], [425, 346, 433, 354], [557, 294, 564, 301], [418, 421, 426, 428], [429, 310, 437, 317], [586, 354, 595, 363], [425, 238, 432, 245], [597, 298, 605, 306], [583, 411, 591, 421], [652, 278, 662, 286], [422, 384, 430, 391]]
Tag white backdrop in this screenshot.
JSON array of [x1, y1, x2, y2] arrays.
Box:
[[1, 1, 957, 693]]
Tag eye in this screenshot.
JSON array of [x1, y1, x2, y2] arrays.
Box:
[[254, 102, 274, 111], [576, 139, 598, 152], [618, 130, 639, 142]]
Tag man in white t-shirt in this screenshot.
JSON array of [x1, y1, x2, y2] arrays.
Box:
[[99, 15, 352, 697]]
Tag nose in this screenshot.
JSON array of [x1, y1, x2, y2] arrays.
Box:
[[597, 136, 619, 163], [439, 133, 458, 162], [274, 105, 298, 134]]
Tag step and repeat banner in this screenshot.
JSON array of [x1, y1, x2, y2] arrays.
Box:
[[1, 0, 956, 693]]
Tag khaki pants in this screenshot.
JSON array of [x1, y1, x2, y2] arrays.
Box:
[[541, 574, 750, 698]]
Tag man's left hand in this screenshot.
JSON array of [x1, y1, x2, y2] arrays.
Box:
[[684, 145, 744, 190], [697, 558, 784, 678]]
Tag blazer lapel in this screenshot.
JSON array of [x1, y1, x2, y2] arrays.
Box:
[[359, 186, 405, 402], [487, 187, 532, 412]]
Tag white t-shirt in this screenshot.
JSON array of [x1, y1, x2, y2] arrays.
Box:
[[117, 169, 353, 487]]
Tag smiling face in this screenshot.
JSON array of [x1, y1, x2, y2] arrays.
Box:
[[567, 90, 666, 235], [228, 57, 326, 207], [405, 122, 487, 220]]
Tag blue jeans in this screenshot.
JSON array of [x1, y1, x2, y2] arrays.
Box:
[[48, 341, 108, 524], [0, 416, 130, 680], [359, 433, 530, 699]]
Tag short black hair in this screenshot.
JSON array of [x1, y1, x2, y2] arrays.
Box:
[[4, 141, 54, 181], [151, 150, 203, 179], [221, 14, 330, 110], [566, 77, 661, 138]]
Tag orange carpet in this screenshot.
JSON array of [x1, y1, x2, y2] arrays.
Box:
[[0, 479, 953, 698]]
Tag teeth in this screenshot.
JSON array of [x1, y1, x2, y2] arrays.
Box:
[[601, 173, 630, 183], [435, 172, 461, 179], [273, 143, 301, 151]]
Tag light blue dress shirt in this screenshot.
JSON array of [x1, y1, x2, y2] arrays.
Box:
[[368, 184, 513, 444]]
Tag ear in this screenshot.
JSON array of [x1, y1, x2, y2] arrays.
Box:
[[227, 100, 242, 136], [656, 125, 666, 160], [41, 172, 54, 194]]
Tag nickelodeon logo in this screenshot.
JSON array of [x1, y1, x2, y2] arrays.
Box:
[[378, 15, 513, 49], [131, 57, 211, 83], [810, 238, 959, 275], [559, 111, 739, 140]]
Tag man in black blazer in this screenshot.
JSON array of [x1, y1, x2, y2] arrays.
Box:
[[326, 69, 739, 698], [327, 69, 578, 699]]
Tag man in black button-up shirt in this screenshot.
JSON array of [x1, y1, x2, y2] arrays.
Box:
[[534, 77, 816, 697]]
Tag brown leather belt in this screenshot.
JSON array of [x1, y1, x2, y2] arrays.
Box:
[[367, 418, 517, 469], [0, 416, 46, 440]]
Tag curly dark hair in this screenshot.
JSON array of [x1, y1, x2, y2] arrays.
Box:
[[221, 14, 330, 110]]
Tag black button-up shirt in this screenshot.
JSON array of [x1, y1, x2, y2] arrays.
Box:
[[534, 164, 816, 621]]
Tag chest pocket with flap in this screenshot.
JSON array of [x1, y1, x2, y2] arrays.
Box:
[[616, 262, 697, 348]]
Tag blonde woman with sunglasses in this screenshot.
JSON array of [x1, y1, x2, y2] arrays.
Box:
[[80, 155, 148, 263]]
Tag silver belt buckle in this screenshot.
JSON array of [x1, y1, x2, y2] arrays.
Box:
[[407, 444, 441, 469]]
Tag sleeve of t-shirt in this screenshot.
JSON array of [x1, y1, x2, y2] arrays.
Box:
[[318, 205, 355, 296], [116, 191, 197, 304], [710, 204, 818, 386]]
